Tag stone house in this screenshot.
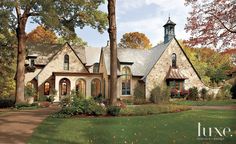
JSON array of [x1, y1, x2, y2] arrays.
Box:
[[25, 18, 214, 102]]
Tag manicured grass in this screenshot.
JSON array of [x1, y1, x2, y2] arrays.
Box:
[[28, 110, 236, 144], [171, 99, 236, 106]]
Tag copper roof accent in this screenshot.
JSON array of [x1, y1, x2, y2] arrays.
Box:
[[165, 66, 188, 80]]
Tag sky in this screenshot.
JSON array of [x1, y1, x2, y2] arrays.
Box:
[[26, 0, 191, 48]]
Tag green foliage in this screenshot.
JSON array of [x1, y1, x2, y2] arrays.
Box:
[[0, 97, 15, 108], [133, 83, 146, 104], [120, 104, 190, 116], [93, 93, 104, 103], [57, 36, 87, 46], [200, 88, 208, 100], [187, 87, 198, 100], [150, 85, 170, 104], [180, 42, 233, 86], [24, 85, 36, 98], [216, 84, 232, 100], [230, 79, 236, 99], [107, 106, 121, 116]]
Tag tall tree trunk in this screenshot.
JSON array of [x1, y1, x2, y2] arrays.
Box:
[[15, 18, 27, 104], [108, 0, 117, 105]]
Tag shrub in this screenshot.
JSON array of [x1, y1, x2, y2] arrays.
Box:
[[107, 106, 121, 116], [60, 96, 72, 107], [24, 85, 36, 98], [133, 83, 146, 104], [230, 79, 236, 99], [93, 93, 104, 103], [200, 88, 208, 100], [150, 85, 170, 104], [187, 87, 198, 100], [39, 101, 50, 107], [216, 84, 232, 100], [0, 98, 15, 108], [38, 95, 47, 102]]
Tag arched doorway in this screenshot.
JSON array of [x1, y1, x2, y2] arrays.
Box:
[[59, 78, 71, 96], [91, 78, 101, 97], [75, 79, 86, 97]]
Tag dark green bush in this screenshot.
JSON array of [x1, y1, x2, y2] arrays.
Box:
[[150, 85, 170, 104], [93, 93, 104, 103], [24, 85, 36, 98], [230, 79, 236, 99], [107, 106, 121, 116], [133, 83, 146, 104], [187, 87, 198, 100], [200, 88, 208, 100], [0, 99, 15, 108]]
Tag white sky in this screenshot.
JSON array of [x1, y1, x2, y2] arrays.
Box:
[[26, 0, 191, 47]]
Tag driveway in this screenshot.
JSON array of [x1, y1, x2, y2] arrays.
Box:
[[0, 105, 59, 144]]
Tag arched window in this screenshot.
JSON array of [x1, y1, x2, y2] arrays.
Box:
[[44, 82, 50, 95], [172, 53, 177, 68], [75, 79, 86, 96], [91, 78, 101, 97], [122, 66, 131, 95], [64, 54, 69, 70], [60, 78, 70, 96]]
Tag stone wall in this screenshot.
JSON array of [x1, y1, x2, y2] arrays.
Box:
[[37, 44, 88, 88], [146, 39, 207, 99]]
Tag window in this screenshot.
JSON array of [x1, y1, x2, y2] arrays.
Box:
[[91, 79, 101, 97], [30, 59, 35, 67], [75, 79, 86, 96], [64, 54, 69, 70], [44, 82, 50, 95], [60, 78, 70, 96], [172, 53, 177, 68], [168, 80, 184, 91], [93, 63, 99, 73], [122, 66, 131, 95]]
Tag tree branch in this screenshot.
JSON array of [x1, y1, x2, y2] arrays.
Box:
[[15, 0, 21, 23], [210, 13, 236, 33]]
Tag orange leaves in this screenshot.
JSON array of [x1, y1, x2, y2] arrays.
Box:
[[119, 32, 152, 49], [26, 26, 57, 44]]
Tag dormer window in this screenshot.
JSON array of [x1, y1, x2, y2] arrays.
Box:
[[172, 53, 177, 68], [64, 54, 69, 70], [30, 59, 35, 67]]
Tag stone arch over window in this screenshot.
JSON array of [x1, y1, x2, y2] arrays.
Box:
[[64, 54, 69, 70], [59, 78, 71, 96], [75, 79, 86, 96], [44, 82, 50, 95], [91, 78, 101, 97], [172, 53, 177, 68], [122, 66, 131, 95]]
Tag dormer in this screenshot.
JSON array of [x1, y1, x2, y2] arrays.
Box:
[[26, 54, 38, 72]]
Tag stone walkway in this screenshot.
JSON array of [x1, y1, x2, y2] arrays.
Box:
[[0, 105, 59, 144], [190, 105, 236, 110]]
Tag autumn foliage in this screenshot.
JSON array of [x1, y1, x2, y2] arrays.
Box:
[[185, 0, 236, 49], [27, 26, 57, 44], [119, 32, 152, 49]]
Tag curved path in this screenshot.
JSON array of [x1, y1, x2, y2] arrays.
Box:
[[0, 105, 59, 144], [190, 105, 236, 110]]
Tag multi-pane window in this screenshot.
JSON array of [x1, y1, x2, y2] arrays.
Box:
[[172, 53, 177, 68], [169, 80, 184, 91], [64, 54, 69, 70], [91, 79, 101, 97], [44, 82, 50, 95], [122, 66, 131, 95]]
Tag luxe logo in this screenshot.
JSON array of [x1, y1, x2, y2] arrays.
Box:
[[197, 122, 233, 140]]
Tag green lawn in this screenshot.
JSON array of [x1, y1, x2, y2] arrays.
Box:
[[171, 99, 236, 106], [28, 110, 236, 144]]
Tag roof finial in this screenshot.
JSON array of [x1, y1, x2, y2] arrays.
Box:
[[168, 13, 170, 20]]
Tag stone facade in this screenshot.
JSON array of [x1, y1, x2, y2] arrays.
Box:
[[145, 39, 208, 99]]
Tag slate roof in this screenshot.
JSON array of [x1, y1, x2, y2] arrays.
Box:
[[26, 43, 101, 66], [103, 40, 171, 77]]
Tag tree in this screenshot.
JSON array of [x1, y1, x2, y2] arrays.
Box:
[[27, 26, 57, 44], [119, 32, 152, 49], [108, 0, 117, 105], [57, 36, 87, 46], [0, 0, 107, 104], [185, 0, 236, 49]]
